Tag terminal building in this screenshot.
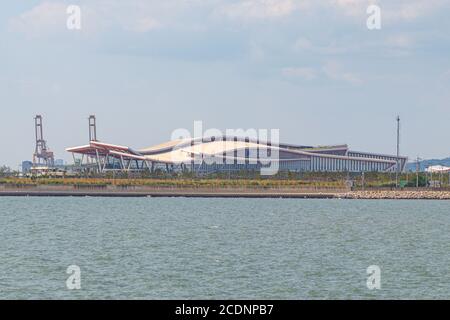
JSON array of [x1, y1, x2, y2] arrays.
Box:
[[67, 130, 407, 175]]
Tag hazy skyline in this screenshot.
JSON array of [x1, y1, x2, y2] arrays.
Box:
[[1, 0, 450, 168]]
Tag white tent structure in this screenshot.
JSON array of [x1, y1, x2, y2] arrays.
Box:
[[425, 165, 450, 173], [425, 165, 450, 188]]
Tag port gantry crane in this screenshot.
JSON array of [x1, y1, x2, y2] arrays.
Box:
[[33, 115, 55, 167]]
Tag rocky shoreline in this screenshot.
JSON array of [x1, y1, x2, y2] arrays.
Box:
[[341, 190, 450, 200]]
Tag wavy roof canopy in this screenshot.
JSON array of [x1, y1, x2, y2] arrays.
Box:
[[67, 136, 406, 166]]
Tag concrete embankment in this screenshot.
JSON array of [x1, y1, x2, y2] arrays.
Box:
[[0, 186, 342, 198], [0, 185, 449, 199]]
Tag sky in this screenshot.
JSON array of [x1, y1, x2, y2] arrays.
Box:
[[1, 0, 449, 168]]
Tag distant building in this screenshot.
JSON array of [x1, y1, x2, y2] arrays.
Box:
[[30, 166, 66, 177], [54, 159, 65, 166], [21, 161, 33, 174]]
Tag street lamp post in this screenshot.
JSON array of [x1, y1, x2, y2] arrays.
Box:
[[395, 116, 400, 188], [416, 157, 422, 189]]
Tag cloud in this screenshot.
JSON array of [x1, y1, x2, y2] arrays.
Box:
[[215, 0, 298, 20], [282, 61, 361, 85], [322, 61, 362, 85], [325, 0, 450, 24], [292, 32, 419, 59], [124, 17, 162, 33], [282, 67, 318, 80], [9, 0, 449, 37], [330, 0, 370, 18], [293, 37, 353, 55], [8, 1, 67, 35], [386, 0, 449, 21], [8, 0, 166, 36]]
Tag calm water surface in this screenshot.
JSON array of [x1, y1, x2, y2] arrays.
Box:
[[0, 197, 449, 299]]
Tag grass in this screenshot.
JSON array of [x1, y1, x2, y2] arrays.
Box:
[[1, 172, 444, 189], [0, 177, 346, 189]]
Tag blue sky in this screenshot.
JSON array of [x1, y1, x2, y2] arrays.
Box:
[[1, 0, 449, 168]]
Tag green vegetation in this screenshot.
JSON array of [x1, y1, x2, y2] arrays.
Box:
[[0, 166, 12, 177], [1, 170, 447, 190], [351, 172, 448, 189], [0, 177, 345, 189]]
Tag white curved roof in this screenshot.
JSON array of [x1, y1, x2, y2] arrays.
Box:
[[143, 140, 263, 164], [67, 136, 402, 166], [138, 138, 190, 154]]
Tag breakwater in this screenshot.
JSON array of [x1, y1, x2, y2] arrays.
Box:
[[341, 190, 450, 200]]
